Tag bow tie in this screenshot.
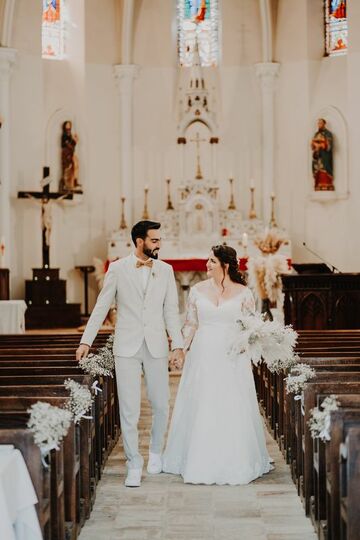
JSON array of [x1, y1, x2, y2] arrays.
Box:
[[135, 259, 153, 269]]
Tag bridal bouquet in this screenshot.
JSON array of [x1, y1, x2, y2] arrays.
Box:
[[64, 378, 93, 424], [308, 395, 339, 441], [79, 334, 115, 377], [27, 401, 72, 457], [228, 314, 298, 371]]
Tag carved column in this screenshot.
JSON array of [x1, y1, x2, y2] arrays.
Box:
[[255, 62, 280, 224], [113, 64, 139, 225], [0, 47, 17, 268]]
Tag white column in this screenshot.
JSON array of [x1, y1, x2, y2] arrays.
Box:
[[0, 47, 17, 268], [255, 62, 280, 225], [113, 64, 139, 225]]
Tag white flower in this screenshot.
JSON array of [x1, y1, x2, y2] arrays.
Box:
[[79, 334, 115, 377], [228, 314, 298, 371], [64, 379, 93, 424], [285, 363, 316, 395], [27, 401, 72, 456], [308, 395, 339, 441]]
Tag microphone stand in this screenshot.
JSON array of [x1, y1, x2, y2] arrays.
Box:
[[302, 242, 341, 273]]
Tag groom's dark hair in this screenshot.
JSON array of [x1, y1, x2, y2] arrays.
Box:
[[131, 220, 161, 246]]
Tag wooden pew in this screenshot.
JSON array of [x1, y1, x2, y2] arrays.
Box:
[[339, 426, 360, 540]]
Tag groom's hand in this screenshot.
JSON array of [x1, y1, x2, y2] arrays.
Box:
[[76, 343, 90, 361], [170, 348, 185, 370]]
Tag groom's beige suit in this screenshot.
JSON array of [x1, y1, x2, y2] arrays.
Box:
[[81, 253, 183, 469]]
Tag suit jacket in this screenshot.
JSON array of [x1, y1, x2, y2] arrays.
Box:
[[81, 255, 184, 358]]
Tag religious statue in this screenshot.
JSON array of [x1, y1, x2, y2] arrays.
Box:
[[42, 0, 59, 23], [311, 118, 334, 191], [60, 120, 82, 192]]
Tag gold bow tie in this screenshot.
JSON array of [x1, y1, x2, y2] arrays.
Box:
[[136, 259, 153, 269]]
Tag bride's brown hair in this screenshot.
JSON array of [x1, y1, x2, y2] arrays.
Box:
[[211, 244, 246, 290]]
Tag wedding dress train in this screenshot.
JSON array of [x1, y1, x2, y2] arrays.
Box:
[[163, 282, 273, 485]]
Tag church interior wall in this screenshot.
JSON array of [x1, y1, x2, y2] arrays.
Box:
[[274, 0, 358, 272], [2, 0, 359, 309]]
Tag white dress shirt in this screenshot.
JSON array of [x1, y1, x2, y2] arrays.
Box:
[[132, 253, 152, 293]]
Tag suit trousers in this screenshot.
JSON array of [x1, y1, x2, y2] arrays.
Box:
[[115, 340, 170, 469]]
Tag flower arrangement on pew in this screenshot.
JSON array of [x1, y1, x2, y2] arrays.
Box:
[[228, 313, 298, 372], [27, 401, 73, 458], [285, 363, 316, 397], [308, 395, 339, 442], [27, 378, 95, 462], [64, 379, 93, 424], [79, 334, 115, 378]]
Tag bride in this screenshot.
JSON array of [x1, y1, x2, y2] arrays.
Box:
[[162, 244, 273, 485]]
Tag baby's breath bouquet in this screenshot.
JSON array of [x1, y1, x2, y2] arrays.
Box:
[[64, 379, 93, 424], [228, 313, 298, 371], [308, 395, 339, 441], [27, 401, 72, 456], [79, 334, 115, 377], [285, 363, 316, 396]]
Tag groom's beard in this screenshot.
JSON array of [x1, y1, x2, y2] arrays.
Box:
[[143, 247, 159, 259]]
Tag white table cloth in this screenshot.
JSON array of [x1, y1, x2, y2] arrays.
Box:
[[0, 301, 27, 334], [0, 445, 42, 540]]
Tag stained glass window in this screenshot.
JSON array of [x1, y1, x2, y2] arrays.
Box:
[[42, 0, 65, 59], [325, 0, 347, 57], [177, 0, 219, 67]]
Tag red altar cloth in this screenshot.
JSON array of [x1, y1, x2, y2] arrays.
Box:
[[163, 259, 207, 272]]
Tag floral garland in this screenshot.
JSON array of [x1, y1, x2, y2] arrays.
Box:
[[27, 402, 72, 457], [228, 314, 298, 371], [248, 254, 290, 304], [79, 334, 115, 378], [308, 395, 339, 441], [285, 363, 316, 396], [64, 379, 93, 424]]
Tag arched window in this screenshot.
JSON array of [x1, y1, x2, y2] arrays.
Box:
[[42, 0, 66, 59], [177, 0, 219, 67], [325, 0, 347, 57]]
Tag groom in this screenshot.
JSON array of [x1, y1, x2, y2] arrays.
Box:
[[76, 220, 184, 487]]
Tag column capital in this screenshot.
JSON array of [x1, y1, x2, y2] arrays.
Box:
[[255, 62, 280, 92], [0, 47, 17, 79], [113, 64, 140, 94]]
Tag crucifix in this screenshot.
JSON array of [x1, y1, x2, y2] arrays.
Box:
[[190, 131, 207, 180], [18, 166, 73, 268]]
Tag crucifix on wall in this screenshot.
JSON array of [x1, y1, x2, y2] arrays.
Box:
[[190, 131, 207, 179], [18, 166, 73, 268]]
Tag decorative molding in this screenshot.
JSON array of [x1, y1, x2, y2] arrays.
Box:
[[1, 0, 16, 48], [255, 62, 280, 92], [113, 64, 140, 94], [0, 47, 17, 78]]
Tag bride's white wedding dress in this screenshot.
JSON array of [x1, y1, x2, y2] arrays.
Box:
[[162, 281, 273, 485]]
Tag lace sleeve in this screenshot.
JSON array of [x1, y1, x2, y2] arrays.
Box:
[[182, 287, 198, 352], [242, 287, 256, 316]]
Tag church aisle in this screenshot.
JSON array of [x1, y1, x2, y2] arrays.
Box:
[[79, 374, 317, 540]]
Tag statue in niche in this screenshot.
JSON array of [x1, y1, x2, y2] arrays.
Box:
[[311, 118, 334, 191], [59, 120, 82, 193]]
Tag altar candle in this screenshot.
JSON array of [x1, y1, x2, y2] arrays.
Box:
[[270, 191, 275, 198], [242, 232, 248, 248], [264, 226, 269, 237], [250, 178, 255, 189]]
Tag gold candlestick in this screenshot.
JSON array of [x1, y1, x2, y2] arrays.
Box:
[[269, 193, 277, 228], [120, 197, 127, 229], [249, 187, 257, 219], [166, 178, 174, 210], [142, 186, 149, 219], [228, 178, 236, 210]]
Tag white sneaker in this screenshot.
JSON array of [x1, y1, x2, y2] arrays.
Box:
[[124, 468, 142, 487], [147, 452, 163, 474]]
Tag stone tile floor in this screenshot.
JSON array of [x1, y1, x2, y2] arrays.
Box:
[[79, 374, 317, 540]]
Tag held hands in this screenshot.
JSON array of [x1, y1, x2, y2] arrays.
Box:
[[169, 348, 185, 371], [76, 343, 90, 362]]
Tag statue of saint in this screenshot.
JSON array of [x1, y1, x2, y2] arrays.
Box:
[[311, 118, 334, 191], [60, 120, 82, 192]]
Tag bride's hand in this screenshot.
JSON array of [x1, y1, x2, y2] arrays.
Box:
[[170, 349, 185, 370]]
